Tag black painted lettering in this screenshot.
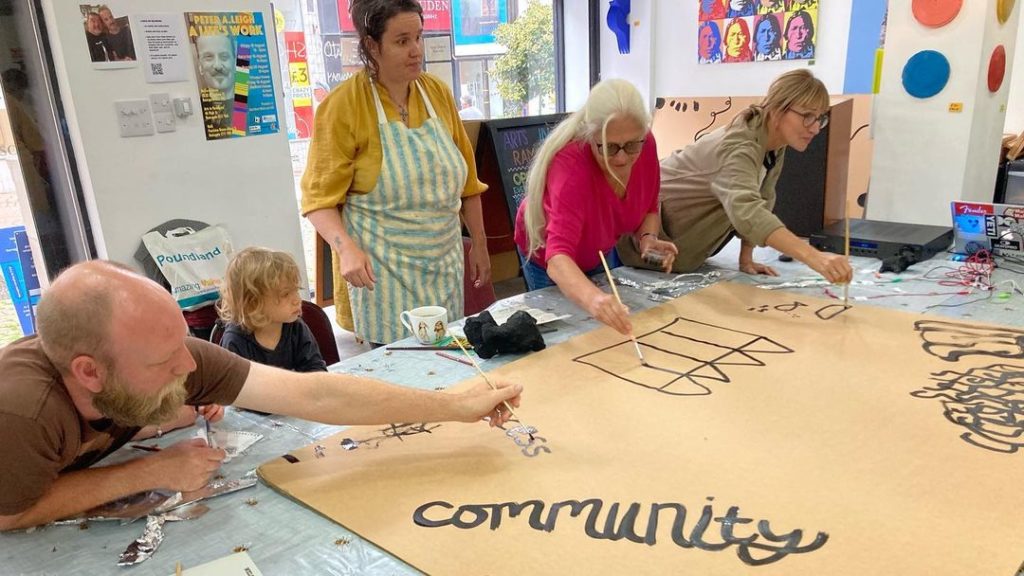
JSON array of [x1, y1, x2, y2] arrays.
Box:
[[413, 498, 828, 566], [650, 502, 694, 548], [689, 499, 730, 552], [487, 500, 546, 531], [736, 520, 830, 566], [412, 501, 454, 527], [451, 504, 488, 529]]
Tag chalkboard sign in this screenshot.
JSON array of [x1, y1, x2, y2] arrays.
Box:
[[476, 113, 568, 232]]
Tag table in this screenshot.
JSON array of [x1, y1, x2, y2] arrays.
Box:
[[3, 245, 1021, 575]]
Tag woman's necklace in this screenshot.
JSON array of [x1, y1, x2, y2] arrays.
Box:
[[375, 75, 411, 124]]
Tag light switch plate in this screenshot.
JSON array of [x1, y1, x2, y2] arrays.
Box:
[[149, 93, 172, 114], [114, 99, 154, 137]]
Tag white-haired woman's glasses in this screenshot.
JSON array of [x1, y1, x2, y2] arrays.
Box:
[[597, 139, 646, 156]]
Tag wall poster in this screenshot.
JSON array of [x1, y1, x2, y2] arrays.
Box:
[[185, 11, 280, 140], [698, 0, 818, 64]]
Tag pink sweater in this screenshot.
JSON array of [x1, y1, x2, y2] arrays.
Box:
[[515, 134, 660, 272]]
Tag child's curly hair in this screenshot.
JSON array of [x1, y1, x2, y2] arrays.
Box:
[[218, 247, 301, 332]]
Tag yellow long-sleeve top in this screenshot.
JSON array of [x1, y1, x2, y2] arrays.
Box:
[[300, 69, 487, 332], [300, 69, 486, 214]]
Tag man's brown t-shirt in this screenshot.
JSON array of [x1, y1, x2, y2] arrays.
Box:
[[0, 336, 250, 515]]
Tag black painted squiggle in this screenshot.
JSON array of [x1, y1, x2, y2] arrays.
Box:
[[694, 97, 733, 142], [748, 301, 848, 321], [911, 363, 1024, 453], [815, 304, 851, 320], [915, 320, 1024, 362], [339, 422, 441, 450], [849, 123, 869, 142], [413, 497, 829, 566]]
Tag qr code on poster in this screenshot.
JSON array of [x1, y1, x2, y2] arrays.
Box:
[[150, 63, 163, 76]]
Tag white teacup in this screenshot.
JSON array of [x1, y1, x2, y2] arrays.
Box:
[[400, 305, 449, 344]]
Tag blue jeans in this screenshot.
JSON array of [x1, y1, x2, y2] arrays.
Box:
[[518, 248, 622, 291]]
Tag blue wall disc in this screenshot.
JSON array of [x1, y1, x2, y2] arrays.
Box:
[[901, 50, 951, 98]]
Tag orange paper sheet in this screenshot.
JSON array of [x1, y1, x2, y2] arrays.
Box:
[[259, 283, 1024, 575]]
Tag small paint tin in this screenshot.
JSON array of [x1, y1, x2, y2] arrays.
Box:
[[642, 249, 668, 267]]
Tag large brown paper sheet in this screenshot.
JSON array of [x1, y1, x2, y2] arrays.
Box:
[[259, 283, 1024, 575]]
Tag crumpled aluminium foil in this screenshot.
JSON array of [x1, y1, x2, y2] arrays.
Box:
[[615, 271, 723, 302], [116, 515, 165, 566]]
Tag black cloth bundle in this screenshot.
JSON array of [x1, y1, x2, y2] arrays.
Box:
[[464, 311, 546, 359]]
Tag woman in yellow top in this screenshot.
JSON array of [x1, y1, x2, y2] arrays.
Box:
[[301, 0, 490, 345]]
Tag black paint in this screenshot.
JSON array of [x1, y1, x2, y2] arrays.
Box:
[[748, 301, 848, 321], [340, 422, 442, 450], [915, 320, 1024, 362], [814, 304, 851, 320], [694, 97, 733, 142], [912, 363, 1024, 454], [573, 317, 793, 396], [413, 497, 829, 566]]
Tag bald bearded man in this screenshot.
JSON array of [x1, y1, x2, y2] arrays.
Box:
[[0, 261, 522, 531]]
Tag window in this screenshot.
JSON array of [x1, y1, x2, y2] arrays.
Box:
[[275, 0, 564, 294]]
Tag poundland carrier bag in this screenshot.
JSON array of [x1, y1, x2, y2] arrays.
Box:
[[141, 224, 233, 310]]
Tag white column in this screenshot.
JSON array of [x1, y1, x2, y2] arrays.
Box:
[[867, 0, 1019, 226]]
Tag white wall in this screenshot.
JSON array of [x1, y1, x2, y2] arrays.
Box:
[[597, 0, 656, 104], [596, 0, 853, 101], [41, 0, 307, 283], [1007, 18, 1024, 134]]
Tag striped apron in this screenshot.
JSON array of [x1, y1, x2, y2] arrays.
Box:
[[344, 80, 466, 344]]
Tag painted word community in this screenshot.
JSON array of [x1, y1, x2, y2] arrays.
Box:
[[414, 498, 828, 566]]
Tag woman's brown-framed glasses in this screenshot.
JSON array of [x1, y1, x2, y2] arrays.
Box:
[[788, 108, 830, 129]]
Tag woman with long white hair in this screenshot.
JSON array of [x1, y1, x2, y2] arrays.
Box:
[[514, 79, 678, 336]]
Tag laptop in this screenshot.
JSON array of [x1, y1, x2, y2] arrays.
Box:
[[951, 201, 1024, 256]]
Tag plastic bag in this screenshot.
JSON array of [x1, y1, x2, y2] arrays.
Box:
[[141, 225, 232, 310]]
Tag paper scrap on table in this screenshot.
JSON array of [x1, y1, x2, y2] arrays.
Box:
[[484, 306, 571, 326], [166, 551, 264, 575], [193, 429, 264, 462]]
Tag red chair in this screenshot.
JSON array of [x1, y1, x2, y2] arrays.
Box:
[[463, 237, 496, 316], [301, 300, 341, 365], [210, 301, 341, 366]]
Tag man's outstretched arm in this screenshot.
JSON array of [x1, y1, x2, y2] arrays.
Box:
[[233, 362, 523, 427]]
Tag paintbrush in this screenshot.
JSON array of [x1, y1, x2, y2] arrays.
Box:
[[598, 250, 648, 366], [447, 331, 532, 439], [843, 210, 850, 307], [195, 407, 216, 449]]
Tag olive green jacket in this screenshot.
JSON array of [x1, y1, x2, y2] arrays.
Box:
[[619, 107, 787, 272]]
